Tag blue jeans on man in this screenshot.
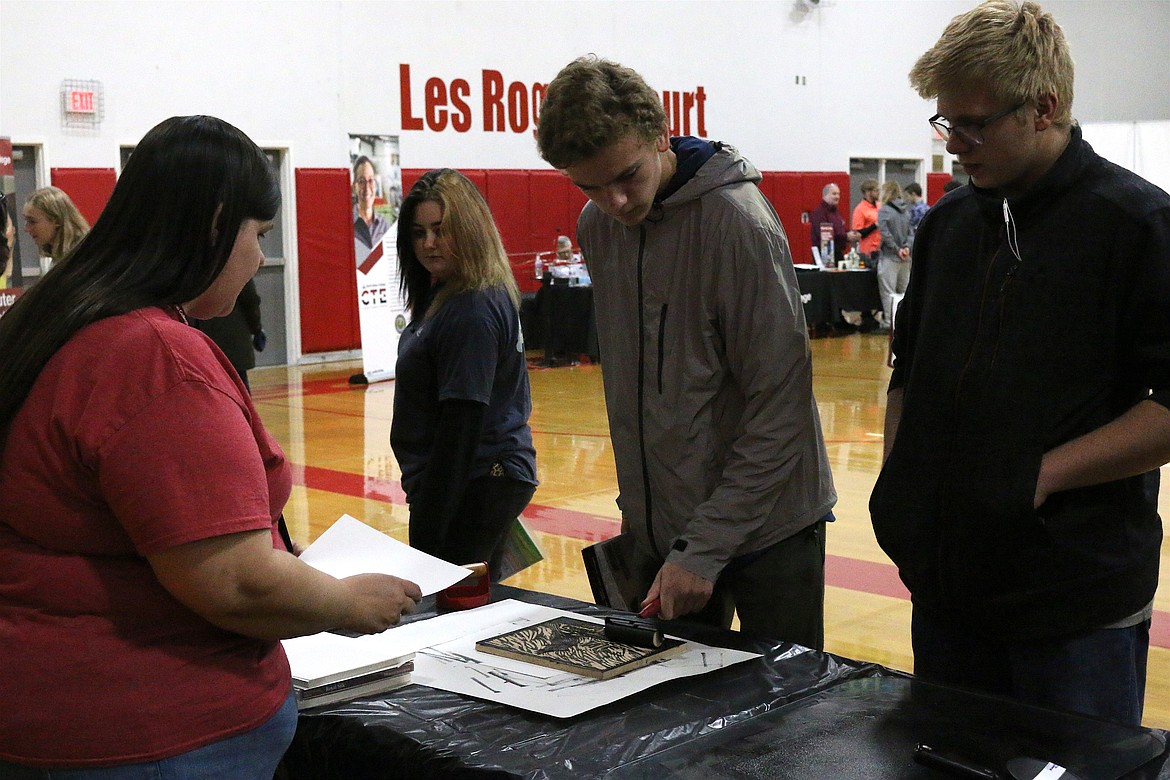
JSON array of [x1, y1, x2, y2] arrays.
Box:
[[911, 609, 1149, 726]]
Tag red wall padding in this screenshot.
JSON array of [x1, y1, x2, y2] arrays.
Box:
[[525, 171, 572, 294], [484, 169, 532, 288], [926, 172, 952, 205], [400, 166, 846, 295], [299, 166, 854, 354], [295, 168, 360, 353], [401, 169, 422, 197], [762, 171, 804, 262], [402, 167, 586, 295], [50, 168, 117, 226], [46, 164, 866, 359], [756, 171, 850, 266]]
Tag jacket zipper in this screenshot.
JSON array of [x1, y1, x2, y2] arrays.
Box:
[[657, 303, 668, 394], [955, 228, 1015, 400], [636, 227, 661, 557], [991, 257, 1020, 370]]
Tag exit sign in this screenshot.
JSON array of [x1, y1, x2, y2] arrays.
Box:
[[61, 80, 103, 128], [67, 90, 96, 114]]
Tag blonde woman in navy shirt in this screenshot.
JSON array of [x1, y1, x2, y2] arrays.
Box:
[[391, 169, 537, 577]]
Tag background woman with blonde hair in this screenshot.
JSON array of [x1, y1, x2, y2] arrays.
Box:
[[876, 178, 913, 330], [391, 169, 537, 576], [22, 185, 90, 268]]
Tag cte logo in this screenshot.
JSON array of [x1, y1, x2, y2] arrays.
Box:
[[360, 286, 389, 306]]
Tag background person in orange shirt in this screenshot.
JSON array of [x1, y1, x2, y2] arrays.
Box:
[[851, 178, 881, 264]]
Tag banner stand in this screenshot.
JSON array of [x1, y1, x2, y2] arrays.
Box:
[[353, 233, 408, 384]]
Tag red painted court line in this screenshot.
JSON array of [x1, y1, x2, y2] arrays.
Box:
[[295, 463, 619, 541], [529, 429, 613, 440], [825, 554, 910, 600], [253, 376, 363, 402], [1153, 617, 1170, 650], [823, 556, 1170, 648], [522, 503, 622, 542], [293, 461, 1170, 649], [295, 463, 407, 504]]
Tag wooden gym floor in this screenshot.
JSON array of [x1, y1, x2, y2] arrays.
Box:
[[250, 331, 1169, 729]]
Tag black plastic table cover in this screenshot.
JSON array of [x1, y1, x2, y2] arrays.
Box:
[[281, 586, 1170, 780], [796, 267, 882, 326], [535, 279, 598, 363]]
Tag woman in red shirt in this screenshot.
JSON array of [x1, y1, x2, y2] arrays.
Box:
[[0, 116, 422, 778]]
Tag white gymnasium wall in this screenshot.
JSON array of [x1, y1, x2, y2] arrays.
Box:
[[1082, 121, 1170, 194], [3, 0, 1168, 173]]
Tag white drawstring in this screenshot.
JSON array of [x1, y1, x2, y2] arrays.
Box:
[[1002, 198, 1022, 263]]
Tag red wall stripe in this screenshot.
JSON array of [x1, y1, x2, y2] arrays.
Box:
[[927, 172, 953, 205], [41, 164, 871, 359], [49, 168, 117, 226], [295, 168, 360, 352], [34, 167, 940, 360]]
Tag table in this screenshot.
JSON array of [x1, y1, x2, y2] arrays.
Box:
[[281, 586, 1170, 780], [535, 278, 599, 365], [795, 267, 882, 329]]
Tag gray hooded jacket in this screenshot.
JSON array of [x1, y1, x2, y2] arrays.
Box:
[[578, 143, 836, 582]]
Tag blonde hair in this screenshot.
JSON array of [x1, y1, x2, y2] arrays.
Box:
[[397, 169, 519, 319], [25, 186, 90, 262], [909, 1, 1074, 127], [880, 180, 903, 203]]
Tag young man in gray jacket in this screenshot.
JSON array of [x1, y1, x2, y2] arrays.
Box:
[[536, 57, 836, 647]]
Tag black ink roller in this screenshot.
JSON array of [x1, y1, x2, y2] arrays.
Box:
[[604, 614, 664, 648], [913, 744, 1000, 780]]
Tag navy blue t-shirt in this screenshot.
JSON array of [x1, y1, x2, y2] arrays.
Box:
[[391, 285, 537, 497]]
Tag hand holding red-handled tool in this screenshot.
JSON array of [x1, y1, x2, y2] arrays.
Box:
[[639, 562, 715, 620]]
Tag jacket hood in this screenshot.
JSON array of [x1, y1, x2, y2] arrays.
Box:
[[660, 144, 761, 209]]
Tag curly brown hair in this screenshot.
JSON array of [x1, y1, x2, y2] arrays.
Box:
[[536, 56, 667, 170]]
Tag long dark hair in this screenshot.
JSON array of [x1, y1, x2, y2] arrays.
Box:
[[0, 115, 279, 446], [396, 168, 518, 320]]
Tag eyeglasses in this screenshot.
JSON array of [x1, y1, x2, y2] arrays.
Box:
[[929, 101, 1026, 146]]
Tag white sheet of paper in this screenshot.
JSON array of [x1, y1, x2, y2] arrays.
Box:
[[411, 600, 762, 718], [299, 513, 470, 596], [281, 596, 535, 685]]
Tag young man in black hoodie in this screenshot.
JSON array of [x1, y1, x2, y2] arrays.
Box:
[[871, 0, 1170, 725]]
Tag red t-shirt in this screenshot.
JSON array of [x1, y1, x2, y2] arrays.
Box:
[[0, 306, 292, 767]]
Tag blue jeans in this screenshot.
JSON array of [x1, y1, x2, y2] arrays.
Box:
[[911, 609, 1149, 725], [0, 689, 297, 779]]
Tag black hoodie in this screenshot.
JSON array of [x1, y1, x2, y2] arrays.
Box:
[[870, 125, 1170, 640]]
